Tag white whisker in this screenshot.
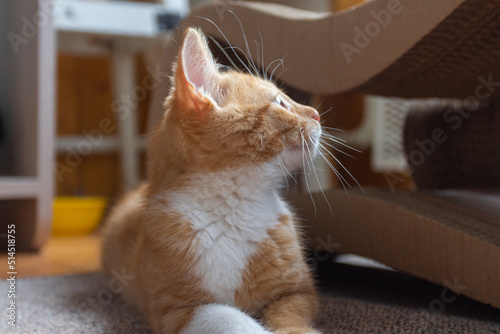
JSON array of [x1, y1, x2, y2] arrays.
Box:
[[319, 139, 357, 159], [322, 126, 345, 132], [253, 39, 260, 73], [321, 132, 347, 143], [301, 131, 317, 217], [207, 36, 242, 72], [270, 61, 284, 82], [306, 134, 332, 214], [322, 133, 361, 153], [228, 10, 260, 78], [265, 58, 284, 80], [223, 45, 258, 74], [319, 106, 332, 117], [318, 142, 364, 192], [278, 155, 297, 183], [274, 67, 289, 83], [316, 99, 327, 110], [277, 155, 289, 190], [318, 148, 350, 195], [272, 47, 291, 82], [195, 16, 253, 74], [257, 29, 265, 80]]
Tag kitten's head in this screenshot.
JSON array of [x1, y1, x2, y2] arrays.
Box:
[[150, 28, 321, 180]]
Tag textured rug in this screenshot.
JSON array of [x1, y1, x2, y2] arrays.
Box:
[[1, 262, 499, 334]]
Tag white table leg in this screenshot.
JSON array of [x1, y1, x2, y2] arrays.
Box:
[[111, 40, 140, 190]]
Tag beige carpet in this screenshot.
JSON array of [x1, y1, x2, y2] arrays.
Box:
[[1, 262, 499, 333]]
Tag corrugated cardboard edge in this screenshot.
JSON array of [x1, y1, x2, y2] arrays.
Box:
[[287, 189, 500, 309], [147, 0, 465, 130]]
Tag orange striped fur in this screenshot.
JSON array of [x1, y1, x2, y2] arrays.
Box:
[[102, 28, 322, 334]]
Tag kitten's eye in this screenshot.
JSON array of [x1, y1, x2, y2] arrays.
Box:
[[272, 95, 290, 110]]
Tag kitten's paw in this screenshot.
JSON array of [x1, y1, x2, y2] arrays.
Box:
[[181, 304, 274, 334], [276, 328, 322, 334]]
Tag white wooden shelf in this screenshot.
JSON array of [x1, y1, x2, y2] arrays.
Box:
[[54, 0, 179, 37], [53, 0, 186, 189], [0, 0, 56, 250], [0, 177, 40, 199]]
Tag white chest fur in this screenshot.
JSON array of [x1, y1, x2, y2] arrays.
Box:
[[165, 166, 289, 304]]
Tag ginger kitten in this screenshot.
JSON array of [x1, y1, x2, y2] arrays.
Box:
[[102, 28, 322, 334]]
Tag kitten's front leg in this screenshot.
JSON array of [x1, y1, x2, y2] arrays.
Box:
[[261, 292, 322, 334], [180, 304, 273, 334]]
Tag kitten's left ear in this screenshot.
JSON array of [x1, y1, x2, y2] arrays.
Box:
[[174, 28, 221, 116]]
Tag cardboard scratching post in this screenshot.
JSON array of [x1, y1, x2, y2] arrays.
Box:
[[149, 0, 500, 127], [288, 190, 500, 309], [147, 0, 500, 309]]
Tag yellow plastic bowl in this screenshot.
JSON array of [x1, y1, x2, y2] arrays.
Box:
[[52, 197, 108, 236]]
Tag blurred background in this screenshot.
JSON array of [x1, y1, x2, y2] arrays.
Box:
[[1, 0, 414, 275], [56, 0, 412, 200]]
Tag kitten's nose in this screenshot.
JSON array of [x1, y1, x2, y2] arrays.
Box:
[[311, 110, 320, 122], [303, 106, 320, 122]]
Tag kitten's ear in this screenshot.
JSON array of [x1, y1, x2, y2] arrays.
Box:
[[174, 28, 221, 117]]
